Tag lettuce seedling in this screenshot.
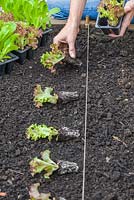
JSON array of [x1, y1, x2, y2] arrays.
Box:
[[0, 0, 26, 21], [41, 44, 65, 72], [33, 84, 58, 108], [29, 183, 51, 200], [0, 12, 14, 22], [0, 0, 60, 30], [30, 150, 59, 179], [0, 15, 42, 50], [15, 22, 42, 50], [98, 0, 124, 26], [26, 124, 58, 141], [22, 0, 60, 30], [0, 21, 19, 62]]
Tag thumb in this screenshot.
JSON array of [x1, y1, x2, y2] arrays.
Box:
[[68, 41, 76, 58]]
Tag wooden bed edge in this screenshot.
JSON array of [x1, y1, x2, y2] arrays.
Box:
[[51, 18, 134, 30]]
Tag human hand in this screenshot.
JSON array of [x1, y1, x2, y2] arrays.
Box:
[[53, 22, 79, 58], [109, 0, 134, 38]]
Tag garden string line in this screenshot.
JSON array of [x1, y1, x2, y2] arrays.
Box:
[[82, 19, 90, 200]]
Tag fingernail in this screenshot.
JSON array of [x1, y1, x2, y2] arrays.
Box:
[[70, 52, 76, 58]]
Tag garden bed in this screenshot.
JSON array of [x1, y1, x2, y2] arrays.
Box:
[[0, 26, 134, 200]]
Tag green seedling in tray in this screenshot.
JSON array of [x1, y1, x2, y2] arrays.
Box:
[[0, 0, 60, 30], [0, 12, 14, 22], [30, 150, 59, 179], [15, 21, 42, 50], [0, 21, 18, 62], [98, 0, 124, 26], [0, 13, 42, 50]]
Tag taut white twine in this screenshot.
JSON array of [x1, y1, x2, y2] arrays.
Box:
[[82, 22, 90, 200]]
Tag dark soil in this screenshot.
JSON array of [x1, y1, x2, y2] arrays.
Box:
[[0, 26, 134, 200]]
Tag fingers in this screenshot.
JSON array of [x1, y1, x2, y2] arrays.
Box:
[[53, 34, 76, 58], [124, 1, 134, 13], [120, 10, 134, 36], [109, 10, 134, 38], [68, 41, 76, 58], [53, 35, 60, 45], [109, 0, 134, 38], [53, 24, 78, 58]]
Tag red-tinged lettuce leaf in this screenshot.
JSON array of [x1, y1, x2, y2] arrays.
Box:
[[33, 84, 58, 108], [98, 0, 124, 26], [41, 44, 65, 72], [29, 183, 51, 200], [29, 150, 59, 179]]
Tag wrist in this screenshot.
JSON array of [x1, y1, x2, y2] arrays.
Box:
[[67, 17, 80, 29]]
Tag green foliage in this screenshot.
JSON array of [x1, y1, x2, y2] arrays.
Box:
[[0, 0, 60, 30], [22, 0, 60, 29], [26, 123, 59, 141], [0, 0, 26, 21], [29, 183, 51, 200], [0, 21, 18, 62], [15, 22, 42, 50], [41, 44, 65, 72], [30, 150, 59, 179], [98, 0, 124, 26], [33, 84, 58, 108], [0, 14, 42, 50]]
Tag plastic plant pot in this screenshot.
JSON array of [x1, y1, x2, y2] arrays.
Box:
[[0, 53, 19, 76], [13, 47, 31, 65], [40, 28, 53, 47], [95, 0, 125, 35], [27, 48, 35, 60], [95, 15, 124, 35], [37, 37, 42, 48], [5, 53, 19, 74], [0, 63, 6, 77]]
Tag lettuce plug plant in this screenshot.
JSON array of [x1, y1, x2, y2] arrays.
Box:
[[22, 0, 60, 30], [0, 12, 14, 22], [0, 21, 18, 62], [98, 0, 124, 26], [0, 0, 26, 21], [26, 123, 80, 142], [15, 22, 42, 50], [41, 44, 65, 72], [33, 84, 58, 108], [29, 183, 51, 200], [0, 0, 60, 30], [30, 150, 59, 179], [26, 124, 58, 141], [0, 14, 42, 50]]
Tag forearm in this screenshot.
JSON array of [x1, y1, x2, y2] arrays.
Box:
[[67, 0, 87, 27]]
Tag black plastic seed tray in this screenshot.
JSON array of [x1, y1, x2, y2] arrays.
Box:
[[95, 0, 125, 35], [95, 15, 124, 35], [40, 28, 53, 47], [13, 46, 36, 65], [13, 47, 31, 65], [0, 53, 19, 76]]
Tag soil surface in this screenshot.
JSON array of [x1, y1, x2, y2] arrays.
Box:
[[0, 26, 134, 200]]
